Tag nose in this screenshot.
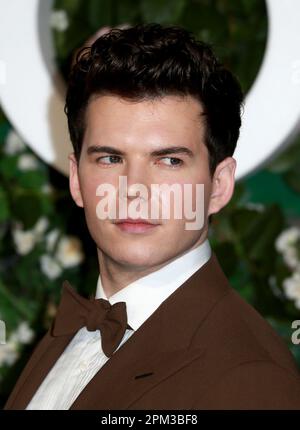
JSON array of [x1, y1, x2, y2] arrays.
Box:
[[120, 161, 152, 201]]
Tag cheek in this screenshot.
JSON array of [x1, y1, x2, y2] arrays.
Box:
[[79, 164, 111, 204], [155, 176, 209, 223], [80, 176, 122, 225], [79, 173, 102, 212], [173, 173, 212, 203]]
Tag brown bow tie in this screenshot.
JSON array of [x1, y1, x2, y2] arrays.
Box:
[[51, 280, 132, 357]]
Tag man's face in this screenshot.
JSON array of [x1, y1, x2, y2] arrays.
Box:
[[69, 94, 233, 271]]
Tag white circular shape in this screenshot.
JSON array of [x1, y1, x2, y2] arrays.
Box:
[[235, 0, 300, 178], [0, 0, 300, 179], [0, 0, 70, 176]]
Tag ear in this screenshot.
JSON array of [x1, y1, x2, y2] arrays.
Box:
[[69, 152, 84, 208], [208, 157, 236, 216]]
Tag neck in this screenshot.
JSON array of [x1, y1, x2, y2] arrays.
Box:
[[97, 232, 208, 299]]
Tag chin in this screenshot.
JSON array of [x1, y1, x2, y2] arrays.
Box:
[[106, 243, 163, 268]]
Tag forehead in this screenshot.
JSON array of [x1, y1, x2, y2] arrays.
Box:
[[84, 94, 205, 142]]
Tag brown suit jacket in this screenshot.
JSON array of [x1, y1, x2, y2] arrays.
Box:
[[4, 253, 300, 410]]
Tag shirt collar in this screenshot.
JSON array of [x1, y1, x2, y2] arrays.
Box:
[[96, 239, 211, 331]]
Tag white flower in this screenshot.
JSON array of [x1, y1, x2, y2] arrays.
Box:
[[40, 255, 62, 280], [33, 217, 49, 236], [275, 227, 300, 253], [0, 341, 19, 367], [50, 10, 69, 32], [41, 184, 53, 194], [55, 236, 84, 268], [10, 322, 34, 345], [46, 229, 60, 252], [275, 227, 300, 270], [268, 275, 284, 299], [3, 130, 26, 155], [0, 322, 33, 367], [17, 154, 39, 171], [12, 229, 36, 255], [0, 319, 5, 345], [12, 217, 49, 255], [282, 247, 300, 271], [283, 271, 300, 309]]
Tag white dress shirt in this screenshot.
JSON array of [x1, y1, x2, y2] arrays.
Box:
[[26, 239, 211, 410]]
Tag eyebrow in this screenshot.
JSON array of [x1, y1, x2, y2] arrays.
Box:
[[86, 145, 194, 158]]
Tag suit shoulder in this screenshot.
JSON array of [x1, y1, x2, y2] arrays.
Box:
[[192, 286, 300, 376], [194, 360, 300, 409]]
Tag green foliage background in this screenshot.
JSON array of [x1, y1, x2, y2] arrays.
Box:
[[1, 0, 300, 407]]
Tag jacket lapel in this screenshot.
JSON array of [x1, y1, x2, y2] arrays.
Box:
[[69, 252, 230, 409], [5, 252, 230, 410]]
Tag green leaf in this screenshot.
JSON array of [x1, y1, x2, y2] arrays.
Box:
[[16, 170, 47, 189], [140, 0, 186, 24], [230, 205, 284, 266], [54, 18, 91, 60], [283, 164, 300, 194], [54, 0, 82, 16], [214, 241, 238, 277], [0, 186, 10, 222], [87, 0, 113, 30], [0, 156, 18, 180], [115, 0, 140, 23], [0, 280, 33, 321], [11, 193, 43, 229]]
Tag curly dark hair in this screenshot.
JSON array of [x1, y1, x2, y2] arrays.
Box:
[[64, 23, 244, 175]]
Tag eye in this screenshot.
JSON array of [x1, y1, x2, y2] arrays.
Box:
[[159, 157, 183, 167], [96, 155, 122, 165]]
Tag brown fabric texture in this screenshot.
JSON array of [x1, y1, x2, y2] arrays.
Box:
[[4, 253, 300, 410]]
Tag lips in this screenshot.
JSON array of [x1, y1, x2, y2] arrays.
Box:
[[113, 218, 160, 233], [114, 219, 157, 225]]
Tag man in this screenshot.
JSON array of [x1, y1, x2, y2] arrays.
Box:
[[4, 23, 300, 410]]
